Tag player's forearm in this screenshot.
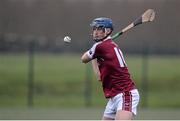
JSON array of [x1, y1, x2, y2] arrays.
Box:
[[92, 59, 101, 81], [81, 51, 91, 63]]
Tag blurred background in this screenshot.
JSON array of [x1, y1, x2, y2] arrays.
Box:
[[0, 0, 180, 119]]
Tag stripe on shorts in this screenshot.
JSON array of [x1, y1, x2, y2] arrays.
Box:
[[122, 91, 132, 112]]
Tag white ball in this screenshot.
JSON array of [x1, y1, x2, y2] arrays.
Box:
[[63, 36, 71, 43]]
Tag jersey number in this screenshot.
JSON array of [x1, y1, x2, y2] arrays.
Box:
[[114, 47, 127, 67]]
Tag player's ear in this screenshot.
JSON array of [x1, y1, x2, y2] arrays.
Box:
[[105, 28, 112, 35]]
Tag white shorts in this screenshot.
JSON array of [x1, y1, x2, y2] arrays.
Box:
[[103, 89, 140, 119]]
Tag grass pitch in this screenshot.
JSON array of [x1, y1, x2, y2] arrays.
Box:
[[0, 53, 180, 108]]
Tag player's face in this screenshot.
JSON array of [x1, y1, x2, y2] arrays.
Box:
[[92, 27, 106, 40]]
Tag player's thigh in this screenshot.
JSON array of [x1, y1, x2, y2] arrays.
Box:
[[115, 110, 133, 120]]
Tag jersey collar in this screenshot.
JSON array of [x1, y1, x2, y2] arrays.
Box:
[[103, 36, 112, 41]]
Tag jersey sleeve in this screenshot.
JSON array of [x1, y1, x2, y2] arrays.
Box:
[[87, 42, 100, 59]]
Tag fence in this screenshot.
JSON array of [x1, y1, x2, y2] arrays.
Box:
[[0, 40, 180, 108]]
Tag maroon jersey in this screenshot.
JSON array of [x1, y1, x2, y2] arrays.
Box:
[[87, 36, 136, 98]]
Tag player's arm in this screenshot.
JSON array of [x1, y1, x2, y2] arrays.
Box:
[[81, 44, 97, 63], [92, 59, 101, 81], [81, 52, 101, 81], [81, 51, 92, 63]]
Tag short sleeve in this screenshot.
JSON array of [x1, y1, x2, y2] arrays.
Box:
[[87, 42, 100, 59]]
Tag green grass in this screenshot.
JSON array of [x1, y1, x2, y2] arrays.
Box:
[[0, 53, 180, 108], [126, 55, 180, 108]]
